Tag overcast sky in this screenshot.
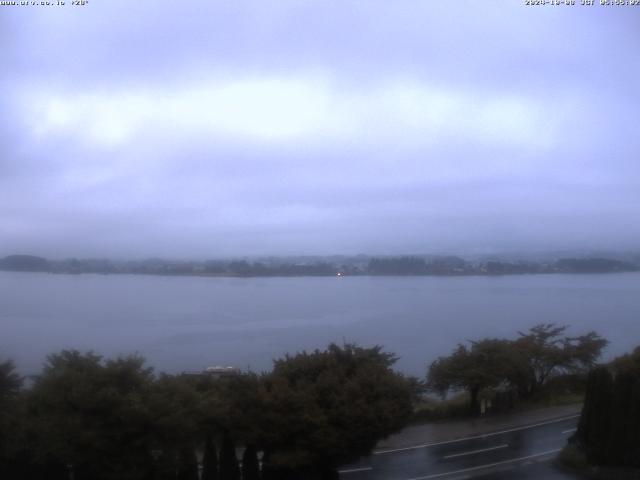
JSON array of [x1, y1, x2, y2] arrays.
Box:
[[1, 1, 639, 258]]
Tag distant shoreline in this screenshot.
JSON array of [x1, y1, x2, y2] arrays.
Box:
[[2, 268, 639, 280], [1, 253, 638, 278]]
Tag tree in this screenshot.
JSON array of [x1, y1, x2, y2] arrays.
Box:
[[200, 373, 264, 447], [219, 435, 240, 480], [427, 339, 514, 414], [572, 367, 613, 464], [0, 359, 22, 398], [241, 445, 260, 480], [571, 347, 640, 468], [147, 373, 203, 478], [202, 435, 219, 480], [609, 347, 640, 467], [176, 446, 199, 480], [259, 343, 413, 478], [512, 324, 607, 397], [0, 359, 25, 479], [427, 325, 608, 412], [27, 351, 156, 480]]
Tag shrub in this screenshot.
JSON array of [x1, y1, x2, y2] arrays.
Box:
[[558, 445, 588, 471]]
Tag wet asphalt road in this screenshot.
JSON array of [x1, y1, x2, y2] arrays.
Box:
[[339, 415, 583, 480]]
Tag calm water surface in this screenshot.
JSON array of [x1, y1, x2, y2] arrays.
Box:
[[1, 271, 639, 376]]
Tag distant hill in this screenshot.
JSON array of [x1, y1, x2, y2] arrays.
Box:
[[0, 253, 638, 277], [0, 255, 50, 272], [554, 258, 637, 273]]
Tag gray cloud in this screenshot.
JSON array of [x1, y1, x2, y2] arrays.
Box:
[[1, 0, 639, 257]]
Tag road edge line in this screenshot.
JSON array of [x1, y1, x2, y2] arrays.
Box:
[[406, 448, 562, 480], [374, 414, 580, 455]]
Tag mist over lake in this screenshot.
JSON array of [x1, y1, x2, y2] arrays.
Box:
[[2, 271, 639, 377]]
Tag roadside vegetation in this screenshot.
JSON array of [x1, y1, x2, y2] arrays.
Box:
[[558, 346, 640, 478], [0, 344, 413, 480], [424, 324, 606, 416], [0, 325, 618, 479]]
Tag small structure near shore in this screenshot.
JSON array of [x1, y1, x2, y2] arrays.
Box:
[[183, 365, 242, 379]]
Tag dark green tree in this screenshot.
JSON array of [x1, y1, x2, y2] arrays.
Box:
[[202, 435, 219, 480], [200, 373, 263, 447], [219, 435, 240, 480], [573, 367, 613, 464], [512, 324, 607, 398], [427, 339, 514, 414], [608, 347, 640, 467], [241, 445, 260, 480], [27, 351, 156, 480], [571, 347, 640, 468], [259, 343, 413, 478], [147, 374, 202, 478], [176, 446, 199, 480], [0, 359, 22, 398], [259, 451, 280, 480], [0, 359, 26, 479], [427, 325, 608, 412]]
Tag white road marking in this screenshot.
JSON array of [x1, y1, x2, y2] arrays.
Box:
[[561, 428, 577, 434], [338, 466, 373, 474], [374, 414, 580, 455], [405, 448, 562, 480], [442, 444, 508, 460]]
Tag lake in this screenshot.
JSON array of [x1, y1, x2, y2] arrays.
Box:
[[1, 271, 639, 376]]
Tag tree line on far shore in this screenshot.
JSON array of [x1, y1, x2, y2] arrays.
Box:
[[1, 254, 638, 277]]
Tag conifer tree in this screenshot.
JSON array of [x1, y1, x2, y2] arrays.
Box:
[[241, 445, 260, 480], [574, 367, 613, 464], [219, 435, 240, 480], [202, 436, 219, 480], [177, 446, 199, 480]]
